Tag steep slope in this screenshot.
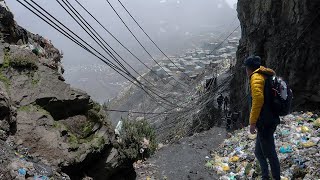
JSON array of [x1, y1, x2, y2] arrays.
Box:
[[230, 0, 320, 125], [0, 4, 134, 180]]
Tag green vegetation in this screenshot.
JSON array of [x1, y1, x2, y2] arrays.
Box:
[[91, 136, 105, 151], [82, 121, 94, 138], [9, 53, 38, 70], [68, 133, 80, 150], [0, 50, 11, 88], [118, 119, 157, 161], [87, 101, 106, 123], [87, 109, 102, 122], [3, 50, 10, 68], [32, 78, 39, 85], [0, 73, 10, 88], [18, 104, 51, 117], [92, 101, 101, 112], [18, 105, 33, 112]]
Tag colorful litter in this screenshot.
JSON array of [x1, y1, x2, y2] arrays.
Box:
[[206, 112, 320, 179]]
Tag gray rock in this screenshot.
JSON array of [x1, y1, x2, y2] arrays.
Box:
[[0, 82, 16, 140], [9, 65, 90, 120], [231, 0, 320, 125], [0, 44, 4, 65]]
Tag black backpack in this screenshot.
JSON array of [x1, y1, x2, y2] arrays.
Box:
[[268, 76, 293, 116]]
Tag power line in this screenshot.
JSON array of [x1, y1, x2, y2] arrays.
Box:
[[106, 109, 186, 115], [19, 0, 179, 109], [73, 0, 188, 93], [59, 0, 167, 96], [56, 0, 185, 108], [209, 25, 240, 55], [116, 0, 192, 80], [104, 0, 189, 89]]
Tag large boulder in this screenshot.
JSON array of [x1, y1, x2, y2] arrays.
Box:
[[230, 0, 320, 125], [0, 82, 16, 140]]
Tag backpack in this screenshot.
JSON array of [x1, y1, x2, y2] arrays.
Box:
[[268, 76, 293, 116]]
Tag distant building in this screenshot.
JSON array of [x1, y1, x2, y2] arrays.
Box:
[[217, 47, 227, 54], [184, 56, 193, 61], [153, 67, 172, 78]]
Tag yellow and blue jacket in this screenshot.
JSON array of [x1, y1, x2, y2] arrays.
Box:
[[249, 66, 276, 125]]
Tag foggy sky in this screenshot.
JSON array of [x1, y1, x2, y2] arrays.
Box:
[[6, 0, 238, 102]]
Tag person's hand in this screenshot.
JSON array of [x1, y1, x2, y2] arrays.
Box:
[[250, 124, 256, 134]]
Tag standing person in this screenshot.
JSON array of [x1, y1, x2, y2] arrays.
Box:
[[244, 55, 280, 180], [217, 94, 224, 109], [226, 111, 232, 130], [223, 96, 229, 111], [231, 111, 240, 129]]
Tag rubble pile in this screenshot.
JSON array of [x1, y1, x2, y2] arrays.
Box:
[[207, 112, 320, 180]]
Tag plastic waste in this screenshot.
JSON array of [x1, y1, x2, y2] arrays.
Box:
[[18, 168, 26, 176], [280, 129, 290, 136], [314, 118, 320, 127], [248, 133, 256, 140], [222, 164, 230, 171], [34, 175, 49, 180], [229, 156, 240, 162], [209, 112, 320, 179], [279, 146, 293, 153], [115, 120, 123, 136], [205, 161, 213, 168], [301, 126, 310, 133], [302, 141, 316, 148]]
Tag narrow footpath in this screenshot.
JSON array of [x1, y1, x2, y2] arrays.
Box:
[[135, 127, 227, 180]]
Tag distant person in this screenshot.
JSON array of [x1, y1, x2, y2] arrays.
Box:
[[214, 77, 217, 87], [205, 78, 214, 91], [231, 111, 240, 129], [223, 96, 229, 111], [244, 55, 280, 180], [217, 94, 223, 109], [226, 111, 232, 130]]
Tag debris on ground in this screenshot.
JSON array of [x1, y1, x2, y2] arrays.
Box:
[[207, 112, 320, 179]]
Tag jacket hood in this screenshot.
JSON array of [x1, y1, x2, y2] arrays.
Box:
[[251, 66, 276, 76]]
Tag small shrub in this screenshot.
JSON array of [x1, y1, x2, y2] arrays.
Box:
[[0, 73, 10, 88], [82, 121, 94, 138], [91, 136, 105, 151], [118, 119, 157, 162], [92, 101, 101, 112], [18, 105, 32, 112], [9, 52, 38, 70], [2, 50, 10, 68], [87, 109, 102, 123]]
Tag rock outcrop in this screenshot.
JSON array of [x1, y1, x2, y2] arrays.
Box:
[[231, 0, 320, 125], [0, 3, 133, 179]]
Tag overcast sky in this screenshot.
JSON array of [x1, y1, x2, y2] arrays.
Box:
[[6, 0, 238, 102]]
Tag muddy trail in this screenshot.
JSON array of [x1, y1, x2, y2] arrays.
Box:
[[135, 127, 227, 180]]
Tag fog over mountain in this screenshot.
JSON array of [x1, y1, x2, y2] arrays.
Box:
[[6, 0, 238, 102]]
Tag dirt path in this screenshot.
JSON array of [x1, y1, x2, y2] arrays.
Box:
[[135, 127, 227, 180]]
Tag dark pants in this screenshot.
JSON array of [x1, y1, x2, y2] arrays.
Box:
[[224, 102, 228, 110], [255, 126, 280, 180]]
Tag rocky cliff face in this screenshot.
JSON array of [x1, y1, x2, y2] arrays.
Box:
[[0, 5, 133, 180], [231, 0, 320, 124]]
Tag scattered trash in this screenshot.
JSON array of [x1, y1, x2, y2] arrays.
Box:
[[34, 175, 49, 180], [301, 126, 310, 133], [279, 146, 293, 153], [229, 156, 239, 162], [115, 120, 123, 136], [18, 168, 26, 176], [208, 112, 320, 179], [158, 143, 164, 150]]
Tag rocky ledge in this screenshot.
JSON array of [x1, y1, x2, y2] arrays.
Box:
[[0, 4, 134, 180]]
